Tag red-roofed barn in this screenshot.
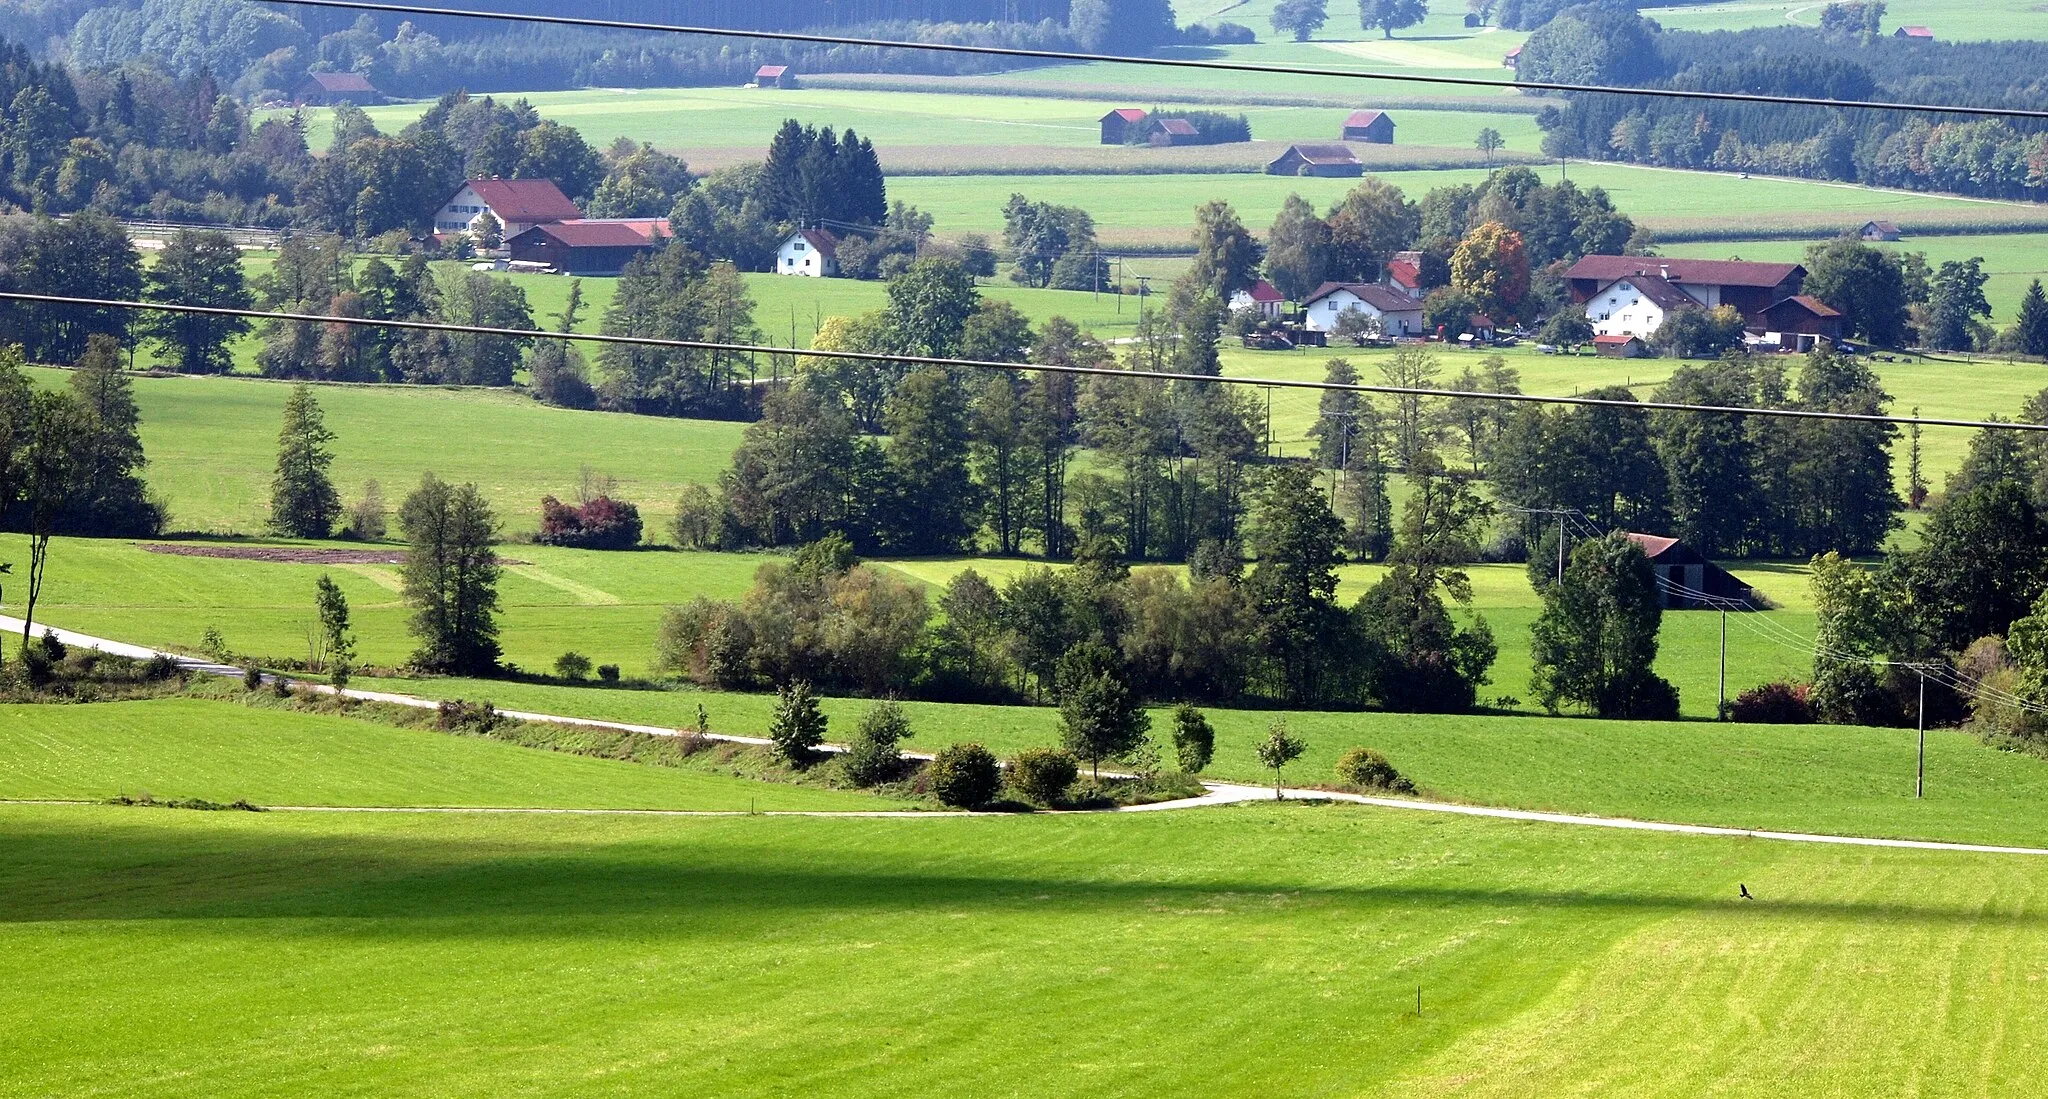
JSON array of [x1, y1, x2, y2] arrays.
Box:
[[507, 219, 672, 275], [1100, 108, 1148, 144], [1341, 110, 1395, 144], [755, 65, 795, 89], [1624, 533, 1754, 609]]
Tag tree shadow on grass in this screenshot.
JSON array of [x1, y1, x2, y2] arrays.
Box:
[[2, 810, 2035, 933]]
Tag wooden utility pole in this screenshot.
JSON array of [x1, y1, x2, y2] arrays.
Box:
[[1718, 609, 1728, 721], [1916, 671, 1927, 799]]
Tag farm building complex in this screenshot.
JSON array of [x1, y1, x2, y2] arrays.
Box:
[[1567, 256, 1844, 352]]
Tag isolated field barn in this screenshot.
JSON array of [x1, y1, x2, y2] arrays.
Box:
[[1342, 110, 1395, 143], [1267, 143, 1364, 176], [295, 72, 380, 106], [1625, 534, 1756, 609], [1099, 108, 1146, 144]]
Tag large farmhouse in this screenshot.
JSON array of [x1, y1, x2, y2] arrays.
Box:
[[435, 179, 582, 240], [1302, 282, 1423, 336], [1267, 144, 1364, 177], [1564, 257, 1806, 317]]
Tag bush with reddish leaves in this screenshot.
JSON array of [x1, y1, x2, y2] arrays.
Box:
[[536, 495, 644, 550], [1729, 680, 1817, 724]]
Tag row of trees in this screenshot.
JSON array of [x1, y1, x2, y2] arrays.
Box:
[[660, 454, 1500, 713]]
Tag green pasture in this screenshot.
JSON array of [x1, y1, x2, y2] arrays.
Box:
[[1664, 230, 2048, 326], [1640, 0, 2048, 40], [0, 699, 900, 811], [281, 86, 1545, 166], [887, 163, 2048, 245], [6, 533, 1811, 720], [4, 799, 2047, 1095]]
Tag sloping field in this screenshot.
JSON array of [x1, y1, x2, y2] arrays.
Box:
[[3, 801, 2045, 1095], [0, 699, 901, 811]]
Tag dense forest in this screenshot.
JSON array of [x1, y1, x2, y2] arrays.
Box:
[[1521, 3, 2048, 200], [16, 0, 1187, 99]]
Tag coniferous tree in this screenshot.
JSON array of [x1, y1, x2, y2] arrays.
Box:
[[1056, 640, 1151, 778], [2018, 279, 2048, 358], [61, 334, 160, 536], [270, 384, 341, 538], [1247, 464, 1350, 704], [882, 367, 978, 554], [398, 473, 502, 675]]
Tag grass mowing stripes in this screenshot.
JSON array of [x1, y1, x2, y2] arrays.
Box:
[[3, 802, 2045, 1095]]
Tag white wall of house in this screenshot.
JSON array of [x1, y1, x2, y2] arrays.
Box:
[[776, 234, 834, 277], [1228, 290, 1282, 319], [1304, 289, 1421, 335], [1588, 280, 1674, 338], [433, 184, 555, 239]]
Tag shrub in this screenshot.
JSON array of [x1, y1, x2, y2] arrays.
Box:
[[597, 664, 620, 683], [243, 665, 264, 691], [1597, 672, 1681, 721], [143, 652, 181, 681], [930, 743, 1001, 808], [1729, 680, 1817, 724], [201, 626, 230, 662], [20, 646, 54, 687], [536, 494, 644, 550], [271, 674, 291, 698], [330, 660, 352, 691], [1334, 747, 1415, 793], [844, 700, 911, 787], [39, 629, 66, 661], [1008, 747, 1079, 806], [554, 651, 593, 680], [436, 698, 502, 733], [671, 484, 724, 549], [1170, 703, 1214, 773], [768, 680, 827, 766]]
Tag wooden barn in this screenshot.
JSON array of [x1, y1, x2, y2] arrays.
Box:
[[1341, 110, 1395, 143], [1625, 534, 1755, 610], [295, 71, 381, 106], [755, 65, 796, 89], [1099, 108, 1147, 144], [1859, 220, 1902, 242], [1266, 144, 1364, 177], [1145, 118, 1199, 146], [1748, 295, 1844, 352], [506, 219, 670, 275]]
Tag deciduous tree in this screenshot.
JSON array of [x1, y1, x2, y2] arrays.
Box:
[[398, 472, 502, 676]]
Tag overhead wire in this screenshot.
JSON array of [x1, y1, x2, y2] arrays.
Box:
[[257, 0, 2048, 122], [6, 291, 2045, 434]]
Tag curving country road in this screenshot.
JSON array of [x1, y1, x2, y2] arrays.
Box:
[[8, 614, 2048, 854]]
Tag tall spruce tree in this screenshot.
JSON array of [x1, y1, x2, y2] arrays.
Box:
[[270, 384, 341, 538], [62, 334, 160, 536], [883, 367, 978, 554], [398, 473, 502, 676], [2018, 279, 2048, 358]]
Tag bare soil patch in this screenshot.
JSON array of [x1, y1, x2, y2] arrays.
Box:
[[142, 544, 409, 565]]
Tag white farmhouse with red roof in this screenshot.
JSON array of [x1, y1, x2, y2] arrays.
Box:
[[777, 229, 839, 277], [435, 178, 583, 240], [1228, 279, 1284, 319]]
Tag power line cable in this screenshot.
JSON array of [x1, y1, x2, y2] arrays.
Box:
[[7, 291, 2044, 433], [256, 0, 2048, 122]]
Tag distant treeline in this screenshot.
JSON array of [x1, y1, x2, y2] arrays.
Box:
[[1521, 6, 2048, 200]]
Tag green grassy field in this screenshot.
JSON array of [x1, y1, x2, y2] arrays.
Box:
[[0, 698, 902, 811], [1664, 231, 2048, 326], [887, 162, 2048, 246], [4, 799, 2047, 1095], [1641, 0, 2048, 40], [4, 533, 1813, 719]]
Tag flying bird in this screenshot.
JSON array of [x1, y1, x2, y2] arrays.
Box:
[[0, 563, 11, 574], [1739, 883, 1753, 900]]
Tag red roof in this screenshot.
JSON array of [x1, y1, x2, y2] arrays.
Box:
[[1386, 259, 1422, 289], [1102, 108, 1147, 122], [1624, 532, 1680, 558], [1566, 256, 1802, 289], [1344, 110, 1388, 128], [1593, 334, 1640, 346], [304, 72, 376, 93], [757, 65, 788, 77], [1153, 118, 1199, 136], [1775, 294, 1841, 318], [1305, 282, 1420, 312], [1243, 279, 1283, 303], [515, 220, 670, 248], [463, 179, 582, 224], [1898, 25, 1933, 36], [1504, 45, 1523, 58]]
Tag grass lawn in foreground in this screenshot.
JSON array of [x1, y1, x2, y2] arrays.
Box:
[[3, 802, 2046, 1095], [0, 698, 903, 811]]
